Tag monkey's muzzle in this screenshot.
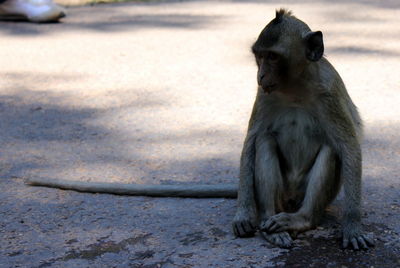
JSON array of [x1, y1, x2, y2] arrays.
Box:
[[263, 84, 277, 94]]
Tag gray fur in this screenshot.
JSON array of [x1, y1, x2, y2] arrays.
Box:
[[232, 9, 374, 250], [27, 178, 237, 198]]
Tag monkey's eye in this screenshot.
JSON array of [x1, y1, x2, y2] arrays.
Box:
[[266, 52, 280, 62]]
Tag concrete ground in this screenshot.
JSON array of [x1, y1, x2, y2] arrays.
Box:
[[0, 0, 399, 267]]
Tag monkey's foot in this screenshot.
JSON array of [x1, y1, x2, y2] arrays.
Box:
[[232, 211, 257, 237], [342, 229, 375, 250], [260, 212, 311, 233], [261, 231, 293, 248]]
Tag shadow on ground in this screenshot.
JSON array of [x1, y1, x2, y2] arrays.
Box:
[[0, 4, 225, 35], [0, 0, 399, 34], [0, 75, 399, 267], [0, 71, 239, 185], [229, 0, 400, 9]]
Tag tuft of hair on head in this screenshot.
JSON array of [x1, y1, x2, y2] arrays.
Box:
[[274, 8, 292, 23]]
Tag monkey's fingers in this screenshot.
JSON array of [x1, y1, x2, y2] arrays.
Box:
[[233, 224, 238, 236], [233, 226, 240, 237], [357, 237, 368, 250], [232, 221, 256, 237], [266, 220, 280, 233], [260, 219, 275, 233], [362, 234, 375, 247], [342, 237, 349, 249], [351, 238, 359, 250], [343, 234, 374, 250], [356, 235, 375, 249], [241, 222, 255, 234], [270, 222, 289, 234], [279, 232, 293, 248], [261, 231, 293, 249]]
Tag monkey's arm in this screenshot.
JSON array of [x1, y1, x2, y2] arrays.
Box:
[[336, 143, 373, 249], [26, 178, 237, 198], [232, 125, 258, 237], [321, 93, 374, 249]]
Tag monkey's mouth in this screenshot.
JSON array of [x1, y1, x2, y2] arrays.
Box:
[[263, 84, 277, 93]]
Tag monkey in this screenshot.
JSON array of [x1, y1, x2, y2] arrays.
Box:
[[26, 8, 374, 250], [232, 8, 374, 250]]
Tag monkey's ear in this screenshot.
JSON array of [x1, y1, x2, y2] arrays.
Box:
[[304, 31, 324, 61]]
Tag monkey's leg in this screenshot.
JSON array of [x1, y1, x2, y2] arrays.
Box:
[[261, 145, 339, 234], [256, 138, 293, 248], [232, 133, 258, 237]]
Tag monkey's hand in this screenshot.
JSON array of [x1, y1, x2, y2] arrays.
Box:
[[260, 231, 293, 248], [232, 210, 257, 238], [342, 223, 375, 250], [260, 212, 311, 234]]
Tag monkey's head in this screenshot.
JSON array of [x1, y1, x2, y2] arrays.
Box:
[[252, 9, 324, 94]]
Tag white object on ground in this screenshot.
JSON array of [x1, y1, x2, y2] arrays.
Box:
[[0, 0, 66, 22]]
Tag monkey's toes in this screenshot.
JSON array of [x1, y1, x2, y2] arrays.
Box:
[[342, 233, 375, 250], [261, 231, 293, 248], [232, 220, 256, 238], [260, 219, 276, 233], [260, 214, 290, 233]]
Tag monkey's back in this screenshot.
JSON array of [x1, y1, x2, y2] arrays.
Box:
[[318, 57, 363, 140]]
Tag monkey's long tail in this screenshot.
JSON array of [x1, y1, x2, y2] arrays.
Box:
[[26, 178, 238, 198]]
